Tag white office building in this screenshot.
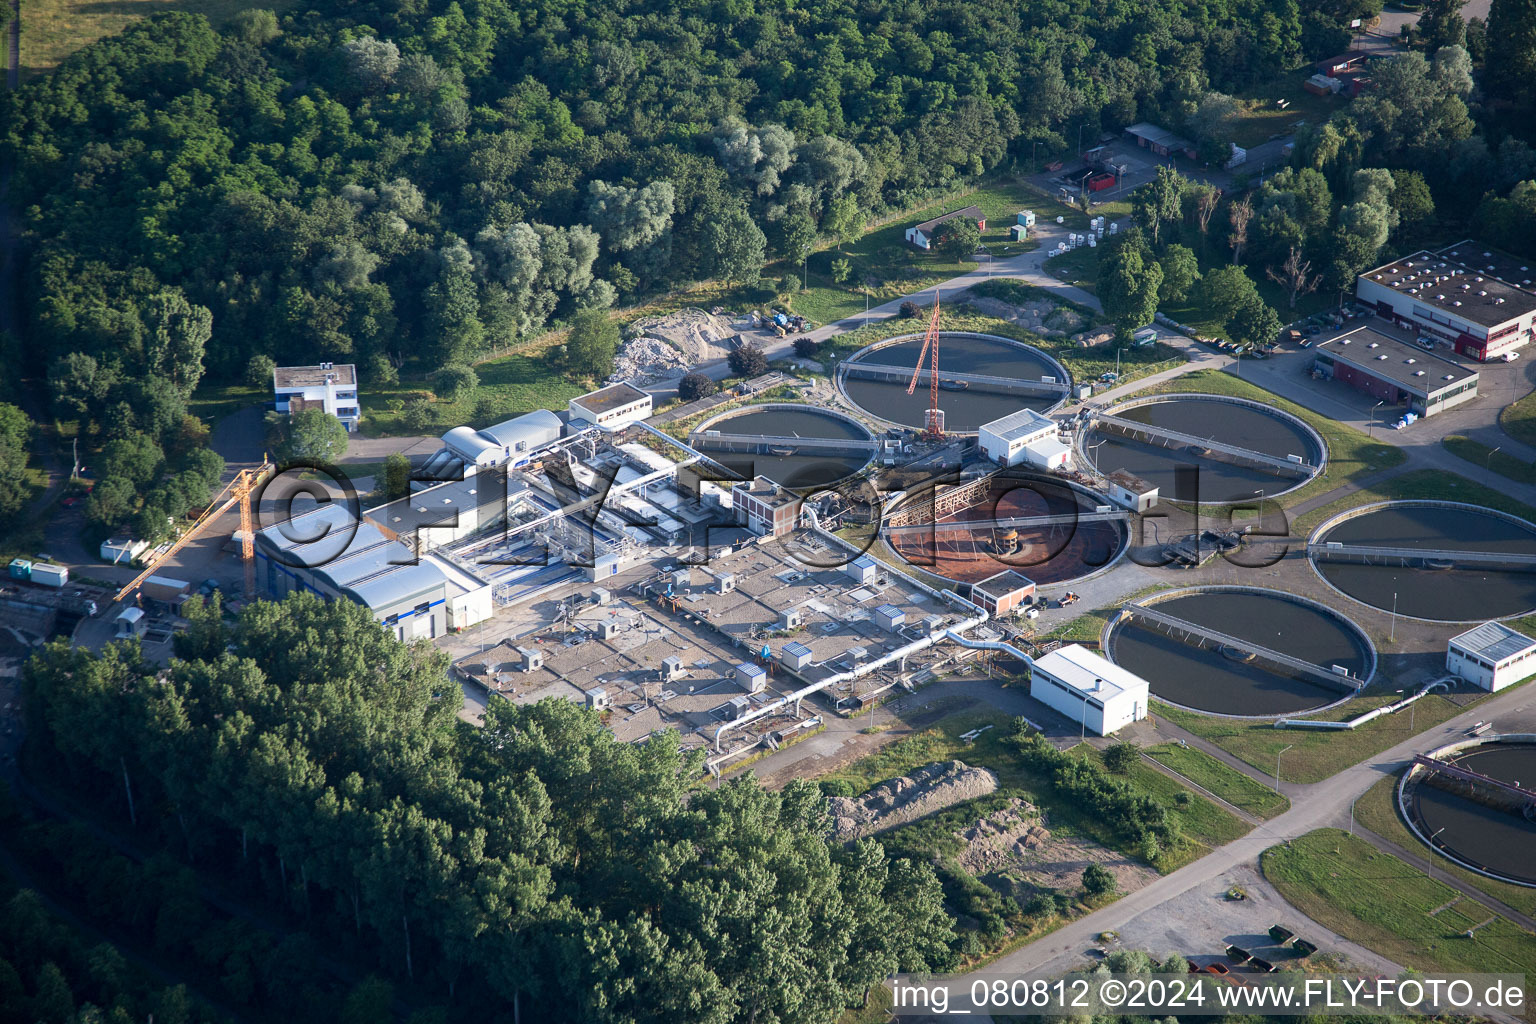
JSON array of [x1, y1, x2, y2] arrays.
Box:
[[273, 362, 361, 432], [1028, 644, 1149, 735], [1446, 621, 1536, 691]]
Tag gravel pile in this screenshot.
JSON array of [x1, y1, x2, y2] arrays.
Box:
[[610, 334, 689, 384], [954, 797, 1051, 875], [829, 760, 999, 841]]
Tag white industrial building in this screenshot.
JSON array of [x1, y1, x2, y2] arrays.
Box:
[[569, 382, 652, 429], [1028, 644, 1149, 735], [1446, 621, 1536, 691], [1356, 243, 1536, 362], [272, 362, 361, 432], [426, 409, 564, 477], [978, 409, 1072, 470]]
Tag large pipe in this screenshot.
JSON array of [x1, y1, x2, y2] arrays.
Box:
[[712, 589, 989, 751], [1275, 677, 1453, 730]]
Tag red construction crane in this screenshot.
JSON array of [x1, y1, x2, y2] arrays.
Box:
[[906, 292, 945, 435]]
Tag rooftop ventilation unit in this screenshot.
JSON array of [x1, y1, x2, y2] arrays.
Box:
[[1414, 370, 1427, 376], [1378, 354, 1389, 361], [1444, 374, 1456, 380], [1480, 290, 1489, 297], [1368, 342, 1379, 348], [1406, 358, 1416, 363]]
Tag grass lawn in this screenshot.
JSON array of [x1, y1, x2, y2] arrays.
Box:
[[1154, 692, 1480, 785], [1044, 246, 1099, 292], [817, 709, 1250, 873], [1144, 742, 1291, 819], [1499, 388, 1536, 449], [1293, 467, 1536, 537], [359, 339, 593, 437], [186, 382, 264, 427], [1442, 434, 1536, 485], [781, 177, 1083, 326], [1353, 774, 1536, 919], [1123, 369, 1405, 510], [1264, 829, 1536, 1010], [12, 0, 302, 79], [1230, 76, 1342, 150]]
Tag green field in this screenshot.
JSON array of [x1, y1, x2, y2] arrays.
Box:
[[1500, 388, 1536, 449], [1155, 692, 1479, 785], [11, 0, 301, 79], [1264, 830, 1536, 1014], [1292, 467, 1536, 536], [1230, 76, 1342, 149], [1144, 742, 1291, 819], [1441, 434, 1536, 485], [1123, 369, 1405, 510], [1353, 774, 1536, 919]]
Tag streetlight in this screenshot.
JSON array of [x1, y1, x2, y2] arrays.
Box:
[[1426, 826, 1447, 885], [1078, 123, 1088, 156], [1368, 400, 1384, 437], [1274, 744, 1293, 792], [1487, 445, 1502, 472], [1391, 590, 1398, 643], [1254, 488, 1265, 530]]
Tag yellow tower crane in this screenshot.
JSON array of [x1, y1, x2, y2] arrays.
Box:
[[113, 461, 275, 605]]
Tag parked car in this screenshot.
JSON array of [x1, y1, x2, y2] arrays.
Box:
[[1505, 351, 1522, 362], [1299, 338, 1312, 348]]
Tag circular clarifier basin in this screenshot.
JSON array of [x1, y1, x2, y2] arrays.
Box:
[[838, 332, 1068, 431], [1105, 587, 1374, 717], [1405, 739, 1536, 887], [883, 472, 1127, 587], [1083, 394, 1324, 503], [1311, 501, 1536, 622], [691, 404, 874, 489]]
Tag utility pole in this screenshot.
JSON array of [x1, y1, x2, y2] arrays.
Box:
[[1487, 445, 1502, 472]]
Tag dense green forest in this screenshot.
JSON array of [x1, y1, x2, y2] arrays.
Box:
[[21, 594, 960, 1022], [0, 0, 1389, 533]]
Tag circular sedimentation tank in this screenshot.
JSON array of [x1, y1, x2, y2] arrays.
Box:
[[1403, 738, 1536, 888], [1082, 394, 1324, 504], [691, 404, 874, 489], [882, 472, 1127, 587], [837, 332, 1069, 432], [1104, 587, 1375, 717], [1310, 501, 1536, 622]]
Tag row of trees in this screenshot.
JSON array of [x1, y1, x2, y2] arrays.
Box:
[[23, 594, 959, 1022]]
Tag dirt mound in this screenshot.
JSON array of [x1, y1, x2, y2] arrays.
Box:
[[963, 293, 1086, 339], [829, 760, 998, 841], [953, 797, 1051, 875]]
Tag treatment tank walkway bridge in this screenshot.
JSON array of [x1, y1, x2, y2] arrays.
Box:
[[1309, 542, 1536, 571], [1116, 602, 1362, 692], [689, 430, 880, 456], [842, 361, 1070, 397], [884, 510, 1129, 537], [1092, 412, 1314, 477]]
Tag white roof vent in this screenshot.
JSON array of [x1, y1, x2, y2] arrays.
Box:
[[1484, 251, 1493, 257], [1377, 354, 1389, 361], [1414, 370, 1426, 376], [1479, 290, 1489, 297], [1406, 357, 1416, 363], [1444, 374, 1456, 380], [1454, 301, 1463, 306], [1368, 342, 1379, 348]]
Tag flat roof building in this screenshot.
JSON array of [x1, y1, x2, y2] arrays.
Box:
[[1028, 644, 1149, 736], [1356, 243, 1536, 361], [570, 382, 652, 429], [971, 569, 1036, 618], [1447, 621, 1536, 692], [733, 476, 802, 537], [1123, 123, 1196, 159], [1313, 326, 1478, 417], [273, 362, 361, 432]]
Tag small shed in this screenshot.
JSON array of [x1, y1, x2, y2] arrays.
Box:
[[735, 662, 768, 694], [873, 603, 906, 631], [845, 556, 878, 585], [779, 641, 813, 671], [1009, 224, 1028, 242]]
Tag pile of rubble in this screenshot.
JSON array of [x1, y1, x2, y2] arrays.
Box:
[[829, 760, 999, 841], [953, 797, 1051, 875], [609, 334, 689, 384]]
